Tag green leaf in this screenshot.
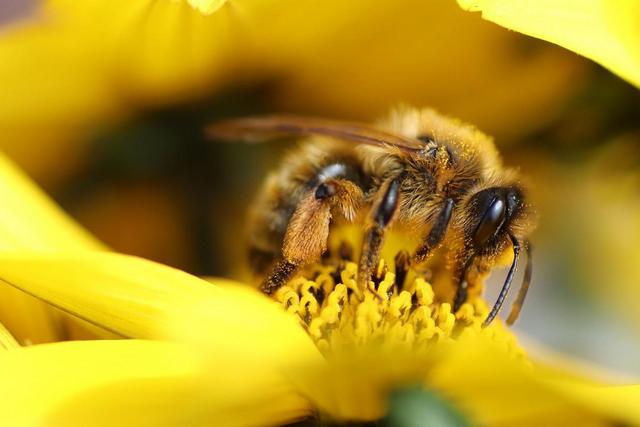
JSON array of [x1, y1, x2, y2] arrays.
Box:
[[384, 386, 471, 427]]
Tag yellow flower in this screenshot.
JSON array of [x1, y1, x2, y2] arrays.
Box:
[[1, 152, 640, 425], [0, 2, 638, 423], [457, 0, 640, 88]]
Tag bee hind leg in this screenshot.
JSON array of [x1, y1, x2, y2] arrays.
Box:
[[261, 179, 363, 296], [261, 260, 299, 295]]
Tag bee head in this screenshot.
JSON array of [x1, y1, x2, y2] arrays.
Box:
[[453, 181, 536, 327], [463, 184, 533, 257]]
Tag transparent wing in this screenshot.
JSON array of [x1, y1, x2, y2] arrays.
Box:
[[206, 115, 425, 152]]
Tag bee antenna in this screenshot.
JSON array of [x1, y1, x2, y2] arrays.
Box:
[[482, 234, 520, 328], [506, 240, 532, 326]]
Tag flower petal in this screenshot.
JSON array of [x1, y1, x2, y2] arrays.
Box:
[[167, 282, 325, 371], [0, 253, 322, 370], [0, 252, 220, 338], [0, 252, 318, 424], [0, 152, 103, 252], [428, 336, 640, 426], [540, 374, 640, 426], [0, 320, 19, 350], [0, 339, 309, 426], [457, 0, 640, 88], [282, 332, 640, 425], [0, 151, 107, 343]]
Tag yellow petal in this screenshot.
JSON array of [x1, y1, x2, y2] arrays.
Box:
[[0, 252, 220, 338], [43, 0, 234, 108], [428, 336, 640, 426], [0, 151, 107, 344], [167, 282, 324, 367], [0, 320, 19, 350], [0, 252, 322, 373], [540, 374, 640, 426], [0, 339, 309, 426], [0, 285, 60, 345], [0, 0, 234, 153], [0, 17, 124, 148], [164, 283, 332, 419], [457, 0, 640, 88], [282, 331, 640, 425], [0, 152, 103, 251], [0, 251, 317, 424]]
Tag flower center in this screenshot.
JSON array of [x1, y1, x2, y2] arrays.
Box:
[[273, 242, 521, 355]]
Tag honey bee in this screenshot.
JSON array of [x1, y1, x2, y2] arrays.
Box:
[[208, 107, 535, 326]]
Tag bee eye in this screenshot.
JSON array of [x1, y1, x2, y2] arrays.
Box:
[[473, 196, 506, 248], [507, 189, 520, 212]]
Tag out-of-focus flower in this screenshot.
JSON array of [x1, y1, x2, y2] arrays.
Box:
[[457, 0, 640, 88], [0, 0, 585, 182], [1, 153, 640, 426]]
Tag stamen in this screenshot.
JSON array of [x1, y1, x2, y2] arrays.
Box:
[[273, 247, 524, 356]]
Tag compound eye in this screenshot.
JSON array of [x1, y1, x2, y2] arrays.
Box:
[[473, 196, 506, 248]]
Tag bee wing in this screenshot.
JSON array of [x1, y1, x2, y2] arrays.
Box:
[[206, 115, 425, 152]]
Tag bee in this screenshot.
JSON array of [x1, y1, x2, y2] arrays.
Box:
[[208, 107, 535, 326]]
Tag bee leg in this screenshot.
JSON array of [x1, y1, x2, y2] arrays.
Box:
[[453, 255, 475, 312], [260, 189, 331, 295], [261, 260, 299, 295], [357, 178, 402, 292], [411, 198, 454, 264], [261, 180, 363, 295]]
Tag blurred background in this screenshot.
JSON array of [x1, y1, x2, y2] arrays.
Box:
[[1, 0, 639, 375]]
